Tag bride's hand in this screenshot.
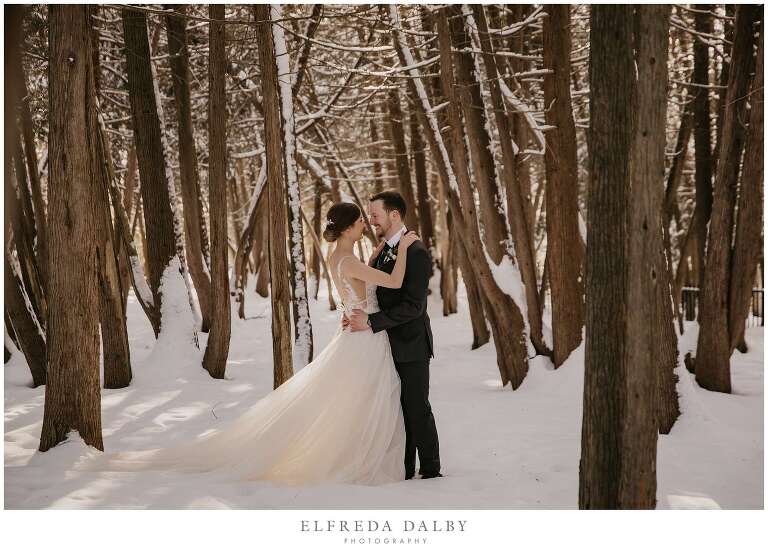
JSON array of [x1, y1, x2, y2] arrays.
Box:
[[399, 231, 419, 250], [369, 241, 386, 266]]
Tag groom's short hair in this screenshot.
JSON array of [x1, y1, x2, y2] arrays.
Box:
[[369, 190, 407, 220]]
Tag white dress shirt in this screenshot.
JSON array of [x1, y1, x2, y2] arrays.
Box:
[[386, 226, 408, 249]]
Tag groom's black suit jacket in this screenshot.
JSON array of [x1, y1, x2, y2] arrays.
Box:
[[368, 239, 434, 363]]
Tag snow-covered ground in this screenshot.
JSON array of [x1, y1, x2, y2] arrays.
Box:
[[4, 277, 763, 509]]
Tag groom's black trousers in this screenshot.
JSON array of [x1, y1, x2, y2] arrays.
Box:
[[394, 359, 440, 478]]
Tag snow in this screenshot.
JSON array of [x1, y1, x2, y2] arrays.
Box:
[[499, 79, 547, 155], [482, 243, 536, 360], [4, 274, 763, 509], [493, 5, 546, 37], [154, 257, 201, 357], [271, 4, 313, 370], [5, 255, 45, 344]]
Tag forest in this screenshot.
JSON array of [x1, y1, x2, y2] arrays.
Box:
[[4, 3, 764, 510]]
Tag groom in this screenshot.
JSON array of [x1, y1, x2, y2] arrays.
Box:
[[344, 190, 442, 480]]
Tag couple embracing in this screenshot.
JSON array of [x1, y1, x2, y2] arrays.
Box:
[[79, 190, 441, 486]]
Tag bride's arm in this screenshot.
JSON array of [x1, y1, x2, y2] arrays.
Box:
[[368, 241, 385, 267], [343, 248, 408, 289]]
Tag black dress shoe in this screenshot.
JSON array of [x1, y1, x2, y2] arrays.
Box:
[[419, 472, 443, 479], [405, 473, 415, 480]]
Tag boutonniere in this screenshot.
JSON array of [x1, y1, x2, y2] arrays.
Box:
[[381, 246, 398, 264]]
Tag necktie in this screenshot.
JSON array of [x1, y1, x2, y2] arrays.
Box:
[[377, 243, 390, 267]]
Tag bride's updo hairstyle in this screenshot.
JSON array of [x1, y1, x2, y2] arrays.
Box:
[[323, 202, 361, 242]]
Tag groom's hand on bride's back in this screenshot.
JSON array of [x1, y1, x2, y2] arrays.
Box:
[[348, 309, 370, 332]]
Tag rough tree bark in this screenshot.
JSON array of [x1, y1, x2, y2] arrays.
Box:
[[40, 4, 103, 452], [673, 6, 716, 321], [541, 4, 585, 367], [580, 4, 669, 509], [470, 5, 548, 358], [728, 30, 764, 355], [624, 4, 674, 497], [386, 87, 419, 232], [694, 5, 758, 393], [122, 8, 180, 334], [5, 5, 48, 329], [370, 111, 385, 194], [409, 6, 528, 387], [88, 11, 134, 389], [165, 4, 213, 332], [455, 228, 491, 349], [255, 4, 294, 387], [691, 4, 715, 287], [6, 5, 49, 294], [234, 162, 266, 318], [202, 4, 231, 380], [410, 108, 435, 260]]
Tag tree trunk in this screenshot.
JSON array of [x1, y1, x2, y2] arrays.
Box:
[[624, 4, 673, 498], [663, 91, 694, 333], [672, 7, 718, 331], [301, 205, 337, 312], [234, 163, 266, 318], [271, 5, 314, 368], [370, 112, 384, 194], [580, 4, 668, 509], [118, 143, 138, 309], [694, 5, 758, 393], [728, 29, 763, 354], [468, 5, 548, 357], [691, 4, 715, 289], [713, 4, 737, 170], [410, 108, 435, 261], [541, 4, 585, 367], [6, 5, 49, 294], [122, 7, 178, 334], [403, 6, 528, 387], [448, 6, 508, 263], [500, 4, 537, 237], [663, 98, 693, 229], [310, 179, 322, 299], [4, 255, 46, 386], [40, 4, 103, 452], [5, 6, 47, 330], [202, 4, 231, 380], [436, 172, 458, 316], [89, 12, 133, 389], [455, 226, 491, 349], [166, 5, 213, 332], [256, 4, 294, 387], [387, 87, 419, 232]]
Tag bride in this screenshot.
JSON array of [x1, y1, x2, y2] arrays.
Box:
[[77, 201, 419, 486]]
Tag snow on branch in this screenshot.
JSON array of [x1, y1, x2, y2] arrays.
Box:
[[271, 4, 312, 370], [387, 4, 459, 195], [149, 34, 203, 333], [499, 79, 547, 155], [94, 95, 155, 311], [488, 6, 546, 37]]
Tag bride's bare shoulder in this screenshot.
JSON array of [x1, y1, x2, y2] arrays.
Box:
[[328, 251, 360, 270]]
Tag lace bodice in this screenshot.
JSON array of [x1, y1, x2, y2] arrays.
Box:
[[333, 255, 380, 317]]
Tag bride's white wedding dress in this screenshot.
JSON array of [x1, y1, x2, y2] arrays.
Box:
[[77, 254, 406, 486]]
